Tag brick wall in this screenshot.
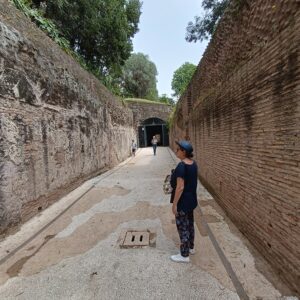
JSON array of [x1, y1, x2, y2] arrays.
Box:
[[171, 0, 300, 294]]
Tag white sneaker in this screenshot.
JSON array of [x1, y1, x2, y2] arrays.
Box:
[[189, 249, 196, 255], [170, 254, 190, 263]]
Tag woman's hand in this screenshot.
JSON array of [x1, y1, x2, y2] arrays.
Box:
[[172, 177, 184, 216], [172, 204, 178, 216]]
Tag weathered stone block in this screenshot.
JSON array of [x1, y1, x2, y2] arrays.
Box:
[[0, 1, 135, 235]]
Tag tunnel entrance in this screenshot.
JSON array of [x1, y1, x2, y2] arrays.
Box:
[[138, 118, 169, 147]]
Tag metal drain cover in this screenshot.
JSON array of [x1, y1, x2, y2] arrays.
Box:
[[119, 230, 156, 248]]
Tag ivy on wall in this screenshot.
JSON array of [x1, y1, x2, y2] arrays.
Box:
[[12, 0, 70, 51]]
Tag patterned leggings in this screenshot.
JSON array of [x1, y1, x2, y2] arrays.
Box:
[[175, 210, 195, 257]]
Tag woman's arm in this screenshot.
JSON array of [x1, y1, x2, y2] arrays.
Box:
[[172, 177, 184, 215]]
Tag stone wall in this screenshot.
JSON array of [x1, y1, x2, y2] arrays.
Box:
[[171, 0, 300, 294], [0, 1, 135, 235], [125, 100, 173, 128]]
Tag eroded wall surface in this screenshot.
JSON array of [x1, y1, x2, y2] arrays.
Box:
[[171, 0, 300, 294], [0, 1, 135, 234], [126, 100, 172, 128]]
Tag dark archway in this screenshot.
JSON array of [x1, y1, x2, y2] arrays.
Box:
[[138, 118, 169, 147]]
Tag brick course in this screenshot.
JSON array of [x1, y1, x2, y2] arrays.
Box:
[[171, 0, 300, 294]]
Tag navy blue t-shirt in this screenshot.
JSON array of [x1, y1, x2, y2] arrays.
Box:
[[174, 161, 198, 212]]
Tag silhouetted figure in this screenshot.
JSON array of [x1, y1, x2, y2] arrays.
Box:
[[131, 140, 137, 156], [151, 136, 158, 155]]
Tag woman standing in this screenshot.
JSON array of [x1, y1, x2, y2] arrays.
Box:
[[171, 140, 198, 263]]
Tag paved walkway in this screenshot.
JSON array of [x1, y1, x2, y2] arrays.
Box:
[[0, 148, 296, 299]]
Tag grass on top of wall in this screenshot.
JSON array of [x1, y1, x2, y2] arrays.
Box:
[[125, 98, 170, 105]]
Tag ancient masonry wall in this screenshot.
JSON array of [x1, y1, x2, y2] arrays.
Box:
[[125, 100, 173, 128], [0, 1, 135, 234], [171, 0, 300, 294]]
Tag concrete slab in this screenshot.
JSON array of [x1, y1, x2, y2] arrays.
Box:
[[0, 147, 297, 300]]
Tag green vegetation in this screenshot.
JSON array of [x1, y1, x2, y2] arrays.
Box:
[[171, 62, 197, 98], [11, 0, 142, 95], [38, 0, 142, 77], [158, 94, 175, 106], [186, 0, 250, 43], [186, 0, 229, 42], [12, 0, 70, 51], [121, 53, 159, 100], [166, 106, 176, 129], [125, 98, 169, 105]]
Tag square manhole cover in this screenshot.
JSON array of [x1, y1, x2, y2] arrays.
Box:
[[119, 230, 156, 248]]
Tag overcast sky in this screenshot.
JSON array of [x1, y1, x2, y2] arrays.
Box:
[[133, 0, 209, 98]]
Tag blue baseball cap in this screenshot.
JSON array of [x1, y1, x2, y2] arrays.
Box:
[[175, 140, 193, 154]]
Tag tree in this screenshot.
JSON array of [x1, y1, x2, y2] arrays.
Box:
[[122, 53, 158, 100], [171, 62, 197, 98], [159, 94, 175, 106], [31, 0, 142, 76], [186, 0, 229, 42]]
